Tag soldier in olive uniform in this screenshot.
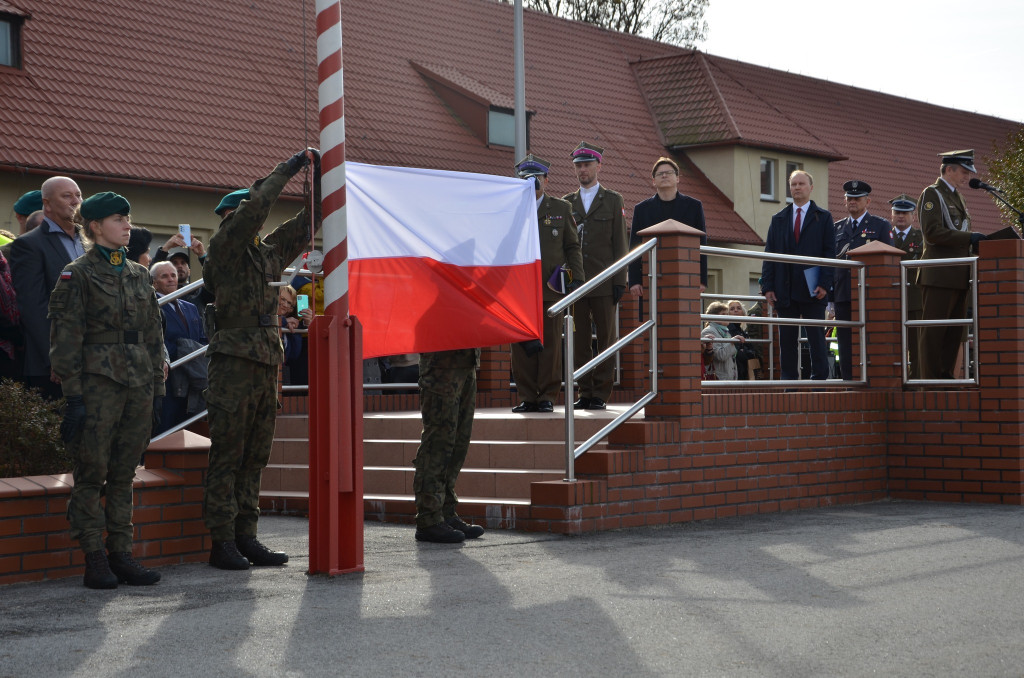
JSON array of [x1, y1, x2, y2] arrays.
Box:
[[889, 194, 924, 379], [563, 142, 627, 410], [510, 154, 585, 413], [413, 348, 486, 543], [916, 150, 987, 380], [203, 149, 321, 570], [48, 192, 165, 589]]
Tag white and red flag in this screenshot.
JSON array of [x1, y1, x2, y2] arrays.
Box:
[[348, 163, 542, 359]]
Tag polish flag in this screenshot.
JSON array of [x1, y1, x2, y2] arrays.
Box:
[[348, 163, 542, 359]]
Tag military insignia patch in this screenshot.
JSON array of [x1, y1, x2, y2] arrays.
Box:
[[544, 218, 552, 226], [109, 251, 124, 265], [551, 229, 559, 237], [253, 236, 261, 246], [60, 270, 72, 280], [924, 202, 934, 211]]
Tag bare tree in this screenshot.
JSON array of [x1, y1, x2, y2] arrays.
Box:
[[510, 0, 709, 47]]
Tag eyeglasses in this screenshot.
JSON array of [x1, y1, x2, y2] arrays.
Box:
[[654, 171, 677, 178]]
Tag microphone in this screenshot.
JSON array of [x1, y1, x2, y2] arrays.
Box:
[[969, 178, 1003, 193]]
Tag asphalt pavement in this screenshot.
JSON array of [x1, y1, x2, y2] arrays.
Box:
[[1, 500, 1022, 677]]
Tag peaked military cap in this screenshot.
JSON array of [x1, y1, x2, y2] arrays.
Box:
[[843, 180, 871, 198], [889, 194, 917, 212], [80, 192, 130, 221], [13, 190, 42, 216], [570, 142, 604, 164], [215, 188, 250, 216], [515, 153, 551, 178], [939, 149, 976, 173]]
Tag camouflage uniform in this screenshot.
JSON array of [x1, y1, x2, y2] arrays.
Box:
[[48, 247, 164, 554], [203, 164, 317, 542], [413, 349, 479, 528]]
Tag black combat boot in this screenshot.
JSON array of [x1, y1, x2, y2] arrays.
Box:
[[235, 535, 289, 566], [83, 550, 118, 589], [209, 540, 251, 570], [446, 515, 485, 539], [415, 521, 466, 543], [108, 552, 161, 586]]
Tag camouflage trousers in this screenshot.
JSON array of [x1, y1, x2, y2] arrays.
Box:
[[203, 354, 279, 541], [68, 375, 153, 554], [412, 364, 476, 528]]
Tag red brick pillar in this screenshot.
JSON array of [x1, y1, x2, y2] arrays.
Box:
[[477, 344, 511, 407], [848, 241, 903, 388], [636, 220, 704, 418]]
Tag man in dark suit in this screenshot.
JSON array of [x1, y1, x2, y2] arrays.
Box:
[[916, 150, 986, 380], [151, 261, 207, 431], [628, 157, 707, 297], [10, 176, 85, 400], [563, 142, 627, 410], [889, 194, 924, 379], [831, 180, 892, 380], [510, 154, 585, 413], [761, 170, 835, 381]]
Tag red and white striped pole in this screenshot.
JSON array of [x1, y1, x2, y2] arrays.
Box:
[[308, 0, 364, 575]]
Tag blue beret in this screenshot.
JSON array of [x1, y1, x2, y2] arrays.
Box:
[[215, 188, 250, 216], [80, 192, 131, 221], [13, 190, 42, 216]]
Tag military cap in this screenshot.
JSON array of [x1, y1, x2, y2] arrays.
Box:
[[939, 149, 976, 173], [13, 190, 42, 216], [167, 248, 190, 264], [889, 194, 917, 212], [215, 188, 250, 216], [515, 153, 550, 178], [126, 226, 153, 263], [570, 142, 604, 164], [80, 192, 131, 221], [843, 180, 871, 198]]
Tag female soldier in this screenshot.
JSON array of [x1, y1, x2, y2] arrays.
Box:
[[48, 192, 165, 589]]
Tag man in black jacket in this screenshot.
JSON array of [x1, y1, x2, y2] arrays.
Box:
[[761, 170, 835, 381]]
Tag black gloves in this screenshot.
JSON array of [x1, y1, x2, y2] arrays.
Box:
[[61, 395, 86, 444], [151, 396, 164, 435], [612, 285, 625, 305], [518, 339, 543, 357], [970, 232, 987, 246], [284, 149, 313, 177], [566, 279, 583, 294]]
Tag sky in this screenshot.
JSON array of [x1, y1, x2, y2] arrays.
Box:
[[701, 0, 1023, 123]]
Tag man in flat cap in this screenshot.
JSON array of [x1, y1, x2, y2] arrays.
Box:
[[563, 142, 627, 410], [202, 151, 320, 570], [916, 150, 986, 380], [889, 194, 923, 379], [13, 190, 42, 234], [831, 180, 892, 380], [510, 154, 584, 414]]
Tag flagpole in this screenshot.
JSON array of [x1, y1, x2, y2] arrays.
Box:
[[308, 0, 364, 575]]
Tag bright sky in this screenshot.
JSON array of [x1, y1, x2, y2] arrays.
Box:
[[702, 0, 1024, 123]]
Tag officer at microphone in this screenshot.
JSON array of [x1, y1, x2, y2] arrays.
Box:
[[915, 150, 986, 380]]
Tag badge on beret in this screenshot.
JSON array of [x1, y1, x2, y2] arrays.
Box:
[[924, 202, 934, 211], [109, 251, 124, 265]]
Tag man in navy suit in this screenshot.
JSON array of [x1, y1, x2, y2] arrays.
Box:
[[628, 156, 707, 296], [151, 261, 207, 431], [761, 170, 836, 381], [832, 180, 892, 380], [10, 177, 85, 400]]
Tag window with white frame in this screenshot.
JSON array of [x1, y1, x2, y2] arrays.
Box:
[[760, 158, 777, 201]]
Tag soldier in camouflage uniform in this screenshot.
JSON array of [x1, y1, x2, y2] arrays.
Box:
[[413, 348, 486, 543], [203, 149, 321, 570], [48, 192, 165, 589]]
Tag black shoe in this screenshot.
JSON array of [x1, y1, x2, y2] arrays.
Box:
[[536, 400, 554, 413], [236, 535, 289, 566], [415, 521, 466, 543], [108, 552, 161, 586], [446, 516, 484, 539], [588, 397, 606, 410], [512, 401, 538, 413], [83, 550, 118, 590], [210, 540, 251, 570], [573, 397, 591, 410]]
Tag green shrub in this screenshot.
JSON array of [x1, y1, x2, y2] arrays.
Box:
[[0, 378, 71, 477]]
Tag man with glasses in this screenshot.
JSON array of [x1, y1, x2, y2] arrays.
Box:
[[628, 157, 708, 299]]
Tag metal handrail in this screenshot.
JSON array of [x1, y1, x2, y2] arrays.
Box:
[[900, 257, 978, 386], [550, 238, 659, 482]]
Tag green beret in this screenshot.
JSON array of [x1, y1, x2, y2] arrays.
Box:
[[80, 192, 131, 221], [13, 190, 42, 216], [215, 188, 250, 216]]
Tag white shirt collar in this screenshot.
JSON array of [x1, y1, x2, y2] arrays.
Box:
[[940, 177, 957, 193]]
